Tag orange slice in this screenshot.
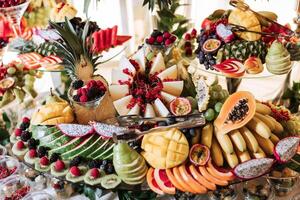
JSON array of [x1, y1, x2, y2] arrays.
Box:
[[173, 167, 197, 193], [189, 165, 216, 191], [147, 168, 164, 195], [199, 166, 228, 186], [166, 169, 186, 192], [207, 160, 235, 181]]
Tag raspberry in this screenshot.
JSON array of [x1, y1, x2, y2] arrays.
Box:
[[80, 95, 88, 102], [55, 160, 65, 171], [81, 88, 87, 95], [170, 35, 177, 42], [156, 36, 164, 44], [165, 39, 173, 46], [29, 149, 37, 158], [163, 32, 171, 39], [14, 128, 22, 137], [87, 80, 97, 88], [90, 168, 100, 178], [70, 166, 81, 176], [185, 47, 193, 56], [191, 29, 197, 37], [40, 156, 49, 166], [147, 37, 155, 44], [22, 117, 30, 124], [77, 88, 83, 96], [16, 141, 24, 150], [185, 33, 191, 40]]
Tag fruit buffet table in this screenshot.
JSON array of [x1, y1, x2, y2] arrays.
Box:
[[0, 0, 300, 199]]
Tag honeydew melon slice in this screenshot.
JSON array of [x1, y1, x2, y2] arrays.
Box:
[[144, 104, 156, 118], [109, 85, 129, 101], [157, 65, 178, 80], [127, 104, 140, 115], [161, 91, 176, 104], [111, 69, 132, 85], [162, 81, 183, 96], [113, 95, 133, 116], [132, 48, 146, 73], [153, 98, 170, 117], [119, 56, 137, 75], [150, 53, 166, 75]]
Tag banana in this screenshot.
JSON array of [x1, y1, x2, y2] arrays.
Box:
[[265, 115, 284, 135], [253, 132, 274, 156], [215, 129, 234, 154], [235, 148, 251, 163], [201, 123, 213, 148], [258, 11, 278, 21], [255, 113, 275, 131], [229, 130, 246, 152], [211, 137, 224, 167], [256, 102, 272, 115], [270, 134, 280, 144], [251, 146, 266, 159], [246, 116, 272, 139], [239, 127, 259, 153], [223, 152, 239, 168]]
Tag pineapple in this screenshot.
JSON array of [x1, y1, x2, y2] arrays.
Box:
[[217, 40, 267, 63], [49, 19, 116, 124]]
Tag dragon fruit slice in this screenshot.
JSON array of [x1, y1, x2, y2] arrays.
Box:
[[216, 24, 234, 43], [233, 158, 275, 179], [57, 124, 94, 137], [91, 122, 129, 138], [274, 136, 300, 163]]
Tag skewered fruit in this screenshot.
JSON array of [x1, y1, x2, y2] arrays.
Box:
[[141, 128, 189, 169], [113, 141, 148, 185]]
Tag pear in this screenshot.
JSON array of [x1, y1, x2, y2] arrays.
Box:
[[13, 88, 25, 104], [46, 88, 66, 104], [0, 90, 15, 107]]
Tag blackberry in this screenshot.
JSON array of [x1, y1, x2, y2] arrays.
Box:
[[37, 146, 48, 158], [19, 123, 29, 130], [151, 30, 162, 38], [72, 80, 84, 89], [50, 153, 60, 163], [73, 95, 80, 102], [70, 156, 82, 167], [21, 131, 31, 142], [88, 160, 100, 169], [102, 160, 108, 166], [27, 138, 38, 149], [105, 163, 115, 174], [87, 86, 99, 100]]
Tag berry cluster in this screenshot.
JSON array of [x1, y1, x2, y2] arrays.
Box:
[[182, 29, 197, 57], [0, 165, 16, 179], [37, 146, 49, 158], [146, 30, 176, 46], [88, 159, 114, 174], [72, 79, 107, 103], [14, 117, 32, 142], [0, 0, 25, 8]]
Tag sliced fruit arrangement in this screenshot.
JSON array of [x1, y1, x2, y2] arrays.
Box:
[[213, 59, 245, 78], [110, 49, 185, 117]]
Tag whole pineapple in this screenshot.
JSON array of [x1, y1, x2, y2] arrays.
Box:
[[217, 40, 267, 63]]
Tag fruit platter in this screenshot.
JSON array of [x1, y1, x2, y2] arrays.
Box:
[[0, 0, 300, 199]]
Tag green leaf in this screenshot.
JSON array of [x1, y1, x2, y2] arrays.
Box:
[[157, 8, 176, 18]]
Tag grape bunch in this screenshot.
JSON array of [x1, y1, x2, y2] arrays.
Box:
[[195, 30, 218, 70]]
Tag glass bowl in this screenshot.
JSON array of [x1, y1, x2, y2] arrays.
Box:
[[0, 156, 21, 183], [0, 145, 7, 156], [208, 184, 238, 200], [243, 177, 275, 200], [0, 175, 32, 200], [266, 168, 299, 197], [145, 37, 177, 55], [23, 191, 55, 200]]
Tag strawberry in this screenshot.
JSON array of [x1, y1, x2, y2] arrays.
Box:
[[28, 149, 37, 158], [156, 36, 164, 44], [16, 141, 24, 150], [70, 166, 81, 176], [80, 95, 88, 103], [185, 33, 191, 40], [55, 160, 65, 172], [22, 117, 30, 124], [90, 168, 100, 178], [163, 32, 171, 39], [147, 37, 155, 45], [15, 128, 22, 137], [40, 156, 49, 166]]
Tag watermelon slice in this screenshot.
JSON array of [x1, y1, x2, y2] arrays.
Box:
[[111, 25, 118, 46], [105, 28, 112, 50], [99, 30, 105, 52], [92, 31, 99, 52], [116, 35, 131, 45]]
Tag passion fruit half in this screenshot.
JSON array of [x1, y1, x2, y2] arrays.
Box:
[[189, 144, 210, 166], [170, 97, 192, 116], [202, 39, 221, 53], [0, 77, 15, 90]]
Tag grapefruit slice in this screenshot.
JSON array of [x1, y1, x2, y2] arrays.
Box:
[[189, 165, 216, 191], [206, 160, 235, 181], [147, 168, 164, 195], [173, 167, 197, 193], [153, 169, 176, 194], [165, 169, 186, 192], [178, 165, 207, 194], [198, 166, 228, 186]]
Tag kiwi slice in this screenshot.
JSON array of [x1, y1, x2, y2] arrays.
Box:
[[100, 174, 121, 189]]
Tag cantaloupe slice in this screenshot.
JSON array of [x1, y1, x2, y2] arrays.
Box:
[[162, 81, 183, 96], [153, 98, 170, 117], [157, 65, 178, 80], [144, 104, 156, 118], [161, 91, 176, 104], [109, 85, 129, 101], [119, 56, 137, 75], [113, 95, 132, 116], [132, 48, 145, 73], [128, 104, 140, 115], [150, 53, 165, 75], [111, 69, 132, 85]]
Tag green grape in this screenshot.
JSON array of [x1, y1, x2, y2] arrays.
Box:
[[210, 91, 219, 100], [214, 102, 223, 113], [204, 108, 215, 121], [7, 67, 16, 75], [211, 85, 222, 92]]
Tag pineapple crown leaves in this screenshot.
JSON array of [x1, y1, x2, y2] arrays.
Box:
[[143, 0, 171, 11]]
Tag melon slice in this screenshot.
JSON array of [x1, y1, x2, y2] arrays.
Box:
[[150, 53, 165, 75], [144, 104, 156, 118], [128, 104, 140, 115], [157, 65, 178, 80], [113, 95, 133, 116], [161, 91, 176, 104], [132, 48, 145, 73], [109, 85, 129, 101], [111, 69, 132, 85], [153, 98, 170, 117], [119, 56, 137, 75], [162, 81, 183, 96]]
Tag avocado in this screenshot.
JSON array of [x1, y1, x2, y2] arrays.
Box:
[[100, 174, 121, 189], [49, 137, 84, 156], [39, 130, 63, 145], [45, 135, 72, 148], [84, 169, 105, 186], [31, 125, 57, 139], [65, 166, 87, 183]]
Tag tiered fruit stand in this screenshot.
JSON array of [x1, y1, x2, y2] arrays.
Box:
[[0, 0, 299, 199]]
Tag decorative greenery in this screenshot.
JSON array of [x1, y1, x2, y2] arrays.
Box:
[[118, 190, 157, 200], [282, 82, 300, 113], [0, 112, 11, 145], [142, 0, 171, 11]]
